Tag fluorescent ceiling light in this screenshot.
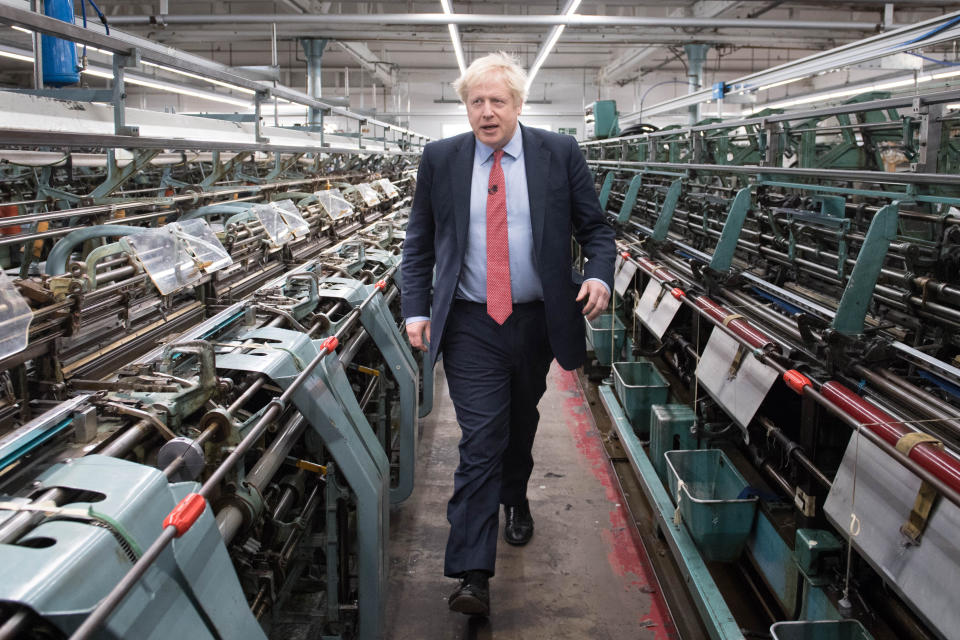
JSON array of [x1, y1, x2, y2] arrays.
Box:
[[440, 0, 466, 74], [749, 75, 921, 113], [141, 61, 258, 95], [0, 48, 34, 63], [757, 76, 806, 92], [525, 0, 581, 92], [81, 68, 253, 107]]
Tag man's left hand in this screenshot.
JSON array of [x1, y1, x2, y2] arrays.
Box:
[[576, 280, 610, 321]]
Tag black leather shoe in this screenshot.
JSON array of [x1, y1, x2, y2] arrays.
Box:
[[448, 570, 490, 616], [503, 502, 534, 546]]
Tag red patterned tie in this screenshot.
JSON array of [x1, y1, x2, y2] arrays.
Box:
[[486, 149, 512, 324]]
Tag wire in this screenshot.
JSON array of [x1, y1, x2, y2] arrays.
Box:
[[905, 51, 960, 67], [85, 0, 110, 35], [900, 15, 960, 47]]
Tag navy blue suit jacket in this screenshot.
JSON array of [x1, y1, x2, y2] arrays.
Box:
[[400, 124, 616, 371]]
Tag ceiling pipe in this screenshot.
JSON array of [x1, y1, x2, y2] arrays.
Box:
[[106, 14, 881, 31]]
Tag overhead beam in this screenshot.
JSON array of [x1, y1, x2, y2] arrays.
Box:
[[622, 9, 960, 121], [117, 29, 843, 49], [107, 13, 882, 30], [338, 40, 397, 87], [598, 1, 745, 85]]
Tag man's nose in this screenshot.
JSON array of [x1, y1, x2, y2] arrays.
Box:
[[481, 101, 494, 117]]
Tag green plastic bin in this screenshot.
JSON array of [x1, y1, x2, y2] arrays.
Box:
[[770, 620, 872, 640], [612, 360, 669, 437], [585, 313, 625, 365], [665, 449, 758, 562]]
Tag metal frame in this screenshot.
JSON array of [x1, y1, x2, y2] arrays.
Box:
[[0, 3, 429, 146], [618, 9, 960, 121]]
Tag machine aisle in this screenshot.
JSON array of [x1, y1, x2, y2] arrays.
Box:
[[385, 363, 677, 640]]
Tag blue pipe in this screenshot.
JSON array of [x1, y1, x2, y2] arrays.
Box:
[[46, 224, 140, 275]]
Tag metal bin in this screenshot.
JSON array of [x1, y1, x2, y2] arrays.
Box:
[[612, 360, 669, 436], [665, 449, 758, 562]]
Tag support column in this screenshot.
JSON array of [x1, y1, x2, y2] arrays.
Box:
[[684, 44, 709, 125], [300, 38, 327, 127]]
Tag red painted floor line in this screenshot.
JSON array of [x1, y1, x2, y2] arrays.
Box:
[[553, 365, 677, 640]]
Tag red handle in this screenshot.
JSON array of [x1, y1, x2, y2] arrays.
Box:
[[375, 280, 386, 291], [163, 493, 206, 538], [671, 287, 686, 299], [321, 336, 339, 353]]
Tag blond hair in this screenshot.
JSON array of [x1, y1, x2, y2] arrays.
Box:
[[452, 51, 528, 106]]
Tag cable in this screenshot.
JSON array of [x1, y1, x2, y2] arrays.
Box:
[[85, 0, 110, 35], [900, 15, 960, 47], [905, 51, 960, 67]]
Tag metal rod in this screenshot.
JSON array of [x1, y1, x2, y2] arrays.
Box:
[[69, 266, 397, 640], [106, 13, 880, 29]]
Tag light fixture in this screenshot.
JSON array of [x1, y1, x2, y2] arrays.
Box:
[[747, 66, 960, 114], [0, 48, 35, 64], [756, 77, 807, 93], [80, 68, 253, 108], [525, 0, 581, 92], [440, 0, 466, 74]]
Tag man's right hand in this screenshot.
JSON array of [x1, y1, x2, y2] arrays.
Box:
[[406, 320, 431, 352]]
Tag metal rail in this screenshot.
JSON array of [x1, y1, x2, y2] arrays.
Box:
[[68, 265, 397, 640], [0, 4, 428, 142], [617, 9, 960, 120]]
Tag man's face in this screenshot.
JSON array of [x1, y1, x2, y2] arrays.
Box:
[[465, 74, 522, 150]]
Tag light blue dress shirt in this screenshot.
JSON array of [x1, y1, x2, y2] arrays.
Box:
[[405, 125, 607, 325], [458, 126, 542, 304]]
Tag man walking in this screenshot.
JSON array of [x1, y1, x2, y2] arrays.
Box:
[[401, 52, 616, 616]]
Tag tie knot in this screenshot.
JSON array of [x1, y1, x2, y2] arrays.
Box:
[[493, 149, 504, 163]]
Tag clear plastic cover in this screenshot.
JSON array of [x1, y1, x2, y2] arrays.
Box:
[[253, 203, 293, 247], [355, 182, 381, 207], [175, 219, 233, 273], [253, 201, 311, 247], [271, 199, 310, 238], [0, 271, 32, 361], [374, 178, 399, 199], [124, 219, 233, 295], [314, 188, 355, 221]]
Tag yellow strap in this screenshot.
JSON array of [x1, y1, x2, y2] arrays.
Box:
[[901, 480, 939, 542], [895, 431, 942, 455], [895, 432, 943, 542], [722, 313, 745, 327], [295, 459, 328, 476]]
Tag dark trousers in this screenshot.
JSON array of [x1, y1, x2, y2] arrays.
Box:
[[441, 300, 554, 578]]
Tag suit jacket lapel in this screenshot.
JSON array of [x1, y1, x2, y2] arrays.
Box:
[[522, 124, 549, 261], [452, 134, 474, 254]]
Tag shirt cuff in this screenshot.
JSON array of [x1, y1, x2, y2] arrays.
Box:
[[405, 316, 430, 325], [583, 278, 611, 294]]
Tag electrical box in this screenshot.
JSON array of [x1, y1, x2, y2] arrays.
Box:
[[585, 100, 619, 139]]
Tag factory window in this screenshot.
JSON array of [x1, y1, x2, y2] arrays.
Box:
[[442, 122, 472, 138]]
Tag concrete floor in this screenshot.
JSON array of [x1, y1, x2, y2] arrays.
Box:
[[385, 363, 674, 640]]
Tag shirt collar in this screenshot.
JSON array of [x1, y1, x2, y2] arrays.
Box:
[[475, 124, 523, 165]]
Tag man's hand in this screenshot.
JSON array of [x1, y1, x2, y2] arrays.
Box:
[[406, 320, 432, 352], [576, 280, 610, 322]]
